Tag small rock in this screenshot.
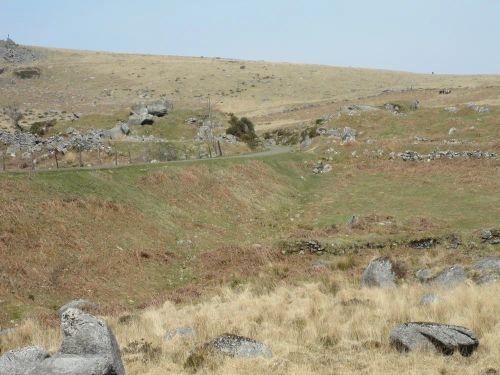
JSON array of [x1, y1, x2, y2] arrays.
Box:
[[410, 100, 420, 110], [390, 322, 479, 356], [448, 127, 457, 135], [444, 106, 458, 113], [176, 239, 193, 247], [165, 327, 196, 341], [361, 257, 397, 288], [415, 269, 432, 283], [419, 293, 439, 305]]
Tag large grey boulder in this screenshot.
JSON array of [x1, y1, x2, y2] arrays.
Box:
[[0, 346, 49, 375], [390, 322, 479, 356], [361, 257, 397, 288], [31, 308, 124, 375], [27, 354, 117, 375], [430, 266, 466, 288], [58, 299, 97, 317], [58, 308, 124, 372]]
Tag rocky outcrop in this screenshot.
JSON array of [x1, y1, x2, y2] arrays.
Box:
[[0, 128, 109, 155], [0, 308, 125, 375], [0, 346, 49, 375], [127, 98, 172, 126], [361, 257, 397, 288], [0, 38, 40, 64], [390, 322, 479, 356]]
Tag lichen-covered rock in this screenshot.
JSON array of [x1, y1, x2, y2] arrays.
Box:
[[430, 266, 466, 288], [27, 354, 117, 375], [419, 293, 439, 305], [390, 322, 479, 356], [185, 334, 272, 370], [361, 257, 397, 288], [474, 256, 500, 270], [0, 346, 49, 375], [58, 299, 97, 317]]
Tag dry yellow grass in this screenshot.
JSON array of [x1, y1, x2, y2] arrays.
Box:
[[2, 282, 499, 374], [1, 46, 500, 130]]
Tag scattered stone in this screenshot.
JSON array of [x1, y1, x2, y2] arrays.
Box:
[[480, 229, 500, 244], [13, 67, 41, 79], [0, 346, 49, 375], [165, 327, 196, 341], [185, 334, 272, 370], [312, 161, 332, 174], [390, 149, 498, 162], [468, 103, 490, 113], [419, 293, 439, 305], [146, 99, 172, 117], [301, 135, 312, 148], [57, 299, 97, 317], [447, 233, 462, 249], [346, 215, 359, 229], [410, 100, 420, 110], [0, 328, 16, 336], [0, 128, 110, 154], [390, 322, 478, 356], [430, 266, 466, 288], [448, 127, 457, 135], [439, 89, 452, 95], [119, 122, 130, 136], [281, 239, 325, 255], [384, 103, 402, 113], [361, 257, 397, 288], [311, 259, 329, 271], [474, 256, 500, 271], [415, 269, 433, 283], [176, 239, 193, 247], [409, 238, 438, 249], [444, 106, 458, 113], [208, 334, 272, 358], [476, 273, 498, 286], [341, 127, 357, 142], [185, 117, 199, 126]]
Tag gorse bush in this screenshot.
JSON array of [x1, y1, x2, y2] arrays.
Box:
[[226, 114, 258, 147]]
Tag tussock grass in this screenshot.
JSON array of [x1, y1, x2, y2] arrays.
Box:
[[2, 283, 499, 374]]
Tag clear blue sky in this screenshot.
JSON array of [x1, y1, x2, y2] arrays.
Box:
[[2, 0, 499, 74]]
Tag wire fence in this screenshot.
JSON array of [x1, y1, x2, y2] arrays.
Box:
[[0, 140, 226, 172]]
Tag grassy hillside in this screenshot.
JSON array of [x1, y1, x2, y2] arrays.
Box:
[[1, 47, 500, 131], [0, 148, 498, 325]]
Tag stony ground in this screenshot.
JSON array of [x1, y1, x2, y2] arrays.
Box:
[[0, 42, 499, 374]]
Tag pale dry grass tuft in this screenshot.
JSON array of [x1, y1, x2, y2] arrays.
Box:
[[3, 283, 498, 374]]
